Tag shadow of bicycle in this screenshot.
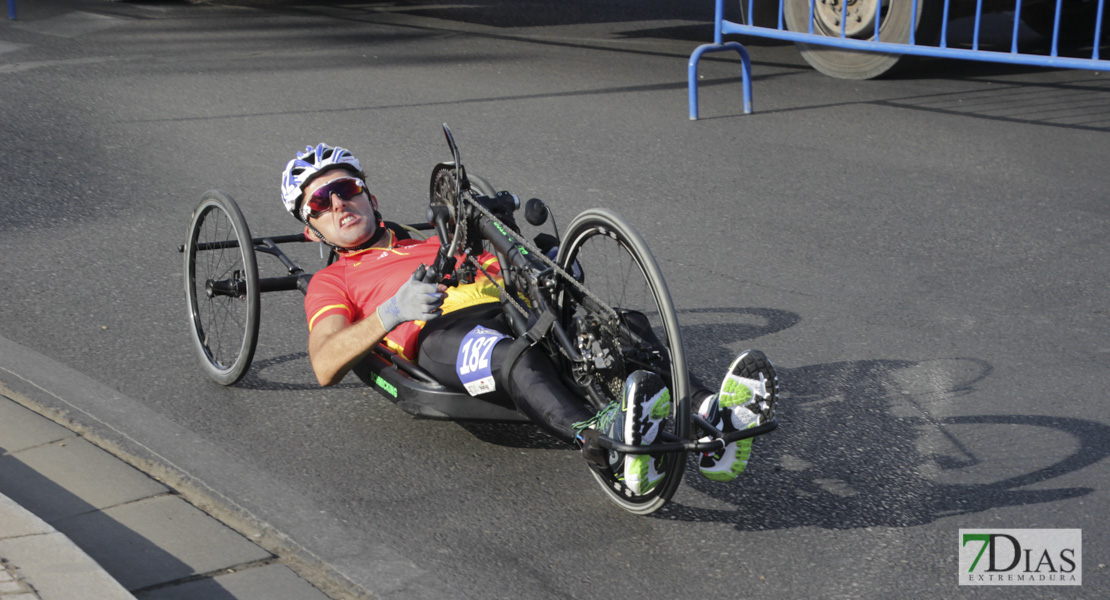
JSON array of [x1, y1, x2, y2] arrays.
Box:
[[663, 356, 1109, 529], [226, 305, 1109, 529]]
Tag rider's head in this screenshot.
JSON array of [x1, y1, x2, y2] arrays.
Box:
[[280, 143, 383, 250]]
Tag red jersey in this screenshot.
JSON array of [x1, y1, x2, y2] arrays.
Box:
[[304, 230, 502, 360]]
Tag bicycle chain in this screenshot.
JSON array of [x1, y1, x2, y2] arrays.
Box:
[[458, 192, 641, 407], [457, 192, 618, 320], [464, 246, 530, 319]]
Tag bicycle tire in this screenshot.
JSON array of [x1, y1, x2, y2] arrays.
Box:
[[468, 173, 495, 197], [184, 190, 260, 385], [555, 208, 690, 515]]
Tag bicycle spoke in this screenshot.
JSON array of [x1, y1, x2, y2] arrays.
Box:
[[556, 209, 690, 515], [185, 192, 259, 385]]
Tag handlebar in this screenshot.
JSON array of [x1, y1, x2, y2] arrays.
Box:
[[477, 212, 546, 273]]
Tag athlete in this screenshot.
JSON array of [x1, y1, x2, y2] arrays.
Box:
[[281, 143, 779, 492]]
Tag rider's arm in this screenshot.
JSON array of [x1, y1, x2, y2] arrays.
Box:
[[307, 313, 388, 387], [306, 269, 447, 387]]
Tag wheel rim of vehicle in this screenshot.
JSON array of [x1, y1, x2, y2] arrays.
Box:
[[813, 0, 884, 39]]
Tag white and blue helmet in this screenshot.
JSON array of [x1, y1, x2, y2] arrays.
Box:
[[280, 143, 362, 222]]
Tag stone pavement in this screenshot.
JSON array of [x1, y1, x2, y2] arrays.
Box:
[[0, 396, 334, 600]]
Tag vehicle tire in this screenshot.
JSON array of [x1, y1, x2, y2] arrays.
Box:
[[184, 190, 260, 386], [555, 209, 690, 515], [784, 0, 945, 79]]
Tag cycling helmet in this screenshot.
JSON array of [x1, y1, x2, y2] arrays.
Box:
[[280, 143, 362, 222]]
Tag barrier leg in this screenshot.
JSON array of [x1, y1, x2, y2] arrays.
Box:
[[688, 42, 753, 120], [8, 0, 15, 20]]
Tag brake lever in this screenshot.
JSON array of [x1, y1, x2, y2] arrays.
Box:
[[423, 204, 460, 286], [425, 251, 459, 287], [427, 204, 452, 247]]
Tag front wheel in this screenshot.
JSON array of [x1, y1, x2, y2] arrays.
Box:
[[556, 209, 690, 515], [784, 0, 945, 79], [184, 190, 260, 385]]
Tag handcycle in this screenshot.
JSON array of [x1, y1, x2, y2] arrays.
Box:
[[180, 125, 778, 515]]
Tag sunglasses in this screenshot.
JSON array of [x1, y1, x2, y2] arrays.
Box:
[[302, 177, 368, 220]]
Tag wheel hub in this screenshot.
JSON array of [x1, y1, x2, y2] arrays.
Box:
[[814, 0, 880, 38], [571, 315, 625, 402]]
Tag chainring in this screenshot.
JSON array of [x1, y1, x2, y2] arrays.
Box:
[[429, 164, 465, 251]]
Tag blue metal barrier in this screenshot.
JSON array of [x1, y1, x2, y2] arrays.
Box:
[[689, 0, 1110, 119], [8, 0, 15, 21]]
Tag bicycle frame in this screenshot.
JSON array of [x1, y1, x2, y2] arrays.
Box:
[[181, 128, 779, 515], [451, 192, 780, 457], [180, 195, 778, 456], [177, 232, 312, 295]]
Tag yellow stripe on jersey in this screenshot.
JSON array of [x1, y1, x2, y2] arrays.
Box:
[[308, 304, 352, 331]]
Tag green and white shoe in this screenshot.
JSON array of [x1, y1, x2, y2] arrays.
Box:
[[572, 370, 672, 496], [622, 371, 672, 495], [698, 350, 778, 482]]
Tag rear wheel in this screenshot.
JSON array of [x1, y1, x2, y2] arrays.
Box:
[[184, 191, 260, 385], [784, 0, 944, 79], [556, 209, 690, 515]]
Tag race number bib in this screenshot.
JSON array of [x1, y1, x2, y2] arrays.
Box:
[[456, 326, 508, 396]]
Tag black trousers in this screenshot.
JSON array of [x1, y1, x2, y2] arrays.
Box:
[[417, 304, 593, 442]]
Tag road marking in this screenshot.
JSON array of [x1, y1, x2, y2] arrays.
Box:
[[0, 41, 28, 55], [11, 11, 126, 38], [0, 56, 118, 74]]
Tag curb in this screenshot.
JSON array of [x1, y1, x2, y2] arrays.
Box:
[[0, 392, 341, 600]]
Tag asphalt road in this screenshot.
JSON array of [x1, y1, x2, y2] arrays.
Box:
[[2, 0, 1108, 598]]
